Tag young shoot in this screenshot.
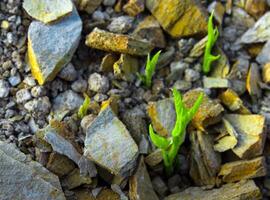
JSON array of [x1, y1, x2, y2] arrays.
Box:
[[78, 93, 90, 118], [202, 11, 220, 74], [149, 88, 203, 175], [138, 50, 161, 88]]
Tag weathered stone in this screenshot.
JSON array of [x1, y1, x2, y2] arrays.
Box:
[[100, 54, 118, 73], [210, 48, 230, 78], [167, 61, 188, 81], [46, 152, 76, 177], [74, 189, 95, 200], [189, 131, 221, 186], [244, 0, 267, 19], [63, 168, 92, 189], [96, 188, 120, 200], [219, 89, 243, 111], [58, 63, 77, 81], [152, 176, 168, 197], [225, 114, 265, 159], [123, 0, 145, 17], [28, 9, 82, 85], [146, 0, 207, 38], [0, 141, 66, 200], [240, 12, 270, 43], [208, 1, 225, 25], [85, 28, 153, 56], [133, 15, 166, 48], [188, 36, 207, 60], [107, 16, 133, 34], [263, 63, 270, 83], [0, 80, 10, 98], [203, 77, 230, 88], [84, 107, 138, 176], [129, 157, 159, 200], [256, 40, 270, 65], [75, 0, 102, 14], [88, 73, 110, 93], [183, 89, 224, 131], [218, 157, 267, 183], [16, 88, 32, 103], [144, 149, 163, 167], [232, 7, 255, 28], [113, 54, 139, 81], [23, 0, 73, 23], [246, 63, 262, 98], [101, 95, 119, 114], [228, 58, 249, 81], [214, 118, 238, 152], [164, 180, 261, 200]]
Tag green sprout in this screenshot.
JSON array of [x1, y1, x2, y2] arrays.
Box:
[[149, 88, 203, 175], [138, 50, 161, 88], [202, 11, 220, 74], [78, 93, 90, 118]]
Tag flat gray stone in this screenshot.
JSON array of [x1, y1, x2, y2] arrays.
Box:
[[84, 107, 138, 176], [256, 40, 270, 65], [0, 141, 66, 200], [240, 12, 270, 43], [23, 0, 73, 23], [28, 8, 82, 85]]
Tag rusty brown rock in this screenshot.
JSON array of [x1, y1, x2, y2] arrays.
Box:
[[63, 168, 92, 189], [246, 63, 262, 98], [123, 0, 145, 17], [100, 54, 118, 73], [225, 114, 266, 159], [218, 156, 267, 183], [144, 149, 163, 167], [189, 131, 221, 187], [262, 63, 270, 84], [85, 28, 153, 56], [146, 0, 207, 38], [164, 180, 261, 200], [244, 0, 267, 19], [219, 89, 243, 111], [75, 0, 102, 14], [129, 157, 159, 200]]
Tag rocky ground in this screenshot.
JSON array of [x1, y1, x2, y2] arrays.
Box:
[[1, 0, 270, 199]]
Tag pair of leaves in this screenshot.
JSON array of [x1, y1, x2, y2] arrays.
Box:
[[202, 11, 220, 74], [78, 93, 90, 118], [149, 124, 171, 150], [138, 50, 161, 88]]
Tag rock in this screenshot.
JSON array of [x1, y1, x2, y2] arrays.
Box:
[[63, 168, 92, 189], [8, 74, 21, 86], [107, 16, 133, 34], [101, 95, 119, 114], [129, 157, 159, 200], [152, 176, 168, 197], [84, 107, 138, 176], [218, 89, 244, 111], [203, 77, 230, 88], [0, 141, 66, 200], [24, 96, 51, 114], [144, 149, 163, 167], [164, 180, 261, 200], [244, 0, 267, 19], [122, 106, 147, 144], [263, 63, 270, 83], [133, 15, 166, 48], [16, 88, 32, 103], [31, 85, 47, 97], [231, 7, 255, 28], [96, 188, 120, 200], [123, 0, 145, 17], [46, 152, 76, 177], [208, 1, 225, 25], [246, 62, 262, 98], [0, 80, 10, 98], [187, 36, 208, 60], [100, 54, 118, 73], [28, 9, 82, 85], [183, 89, 224, 131], [173, 80, 192, 91], [218, 156, 267, 183], [146, 0, 207, 38], [58, 63, 77, 81], [88, 73, 109, 93], [228, 58, 249, 81], [103, 0, 116, 6], [167, 61, 188, 81], [189, 131, 221, 186], [71, 78, 88, 93], [23, 76, 36, 86], [214, 118, 238, 152], [240, 12, 270, 44], [210, 48, 230, 78], [75, 0, 103, 14], [53, 90, 83, 120], [85, 28, 153, 56], [23, 0, 73, 23], [113, 54, 138, 81], [225, 114, 265, 159], [256, 40, 270, 65], [92, 10, 106, 21]]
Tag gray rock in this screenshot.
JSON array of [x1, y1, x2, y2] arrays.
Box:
[[167, 61, 188, 81], [173, 80, 192, 91], [107, 16, 133, 33], [103, 0, 116, 6], [184, 68, 200, 82], [88, 73, 109, 93], [81, 114, 96, 133], [53, 90, 83, 119], [0, 80, 10, 98], [24, 96, 51, 114], [31, 86, 46, 97], [71, 78, 88, 93], [152, 176, 168, 197], [203, 77, 230, 88], [256, 40, 270, 65], [240, 12, 270, 43], [27, 8, 82, 85], [23, 76, 36, 86], [16, 88, 32, 103], [84, 107, 138, 176], [8, 74, 21, 86], [92, 10, 106, 21], [58, 63, 77, 81], [0, 141, 65, 200], [23, 0, 73, 23]]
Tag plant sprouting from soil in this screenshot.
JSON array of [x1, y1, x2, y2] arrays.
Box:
[[149, 88, 203, 175], [138, 50, 161, 88], [202, 11, 220, 74], [78, 93, 90, 118]]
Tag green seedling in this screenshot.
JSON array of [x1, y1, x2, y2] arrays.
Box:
[[138, 50, 161, 88], [78, 93, 90, 118], [149, 88, 203, 175], [202, 11, 220, 74]]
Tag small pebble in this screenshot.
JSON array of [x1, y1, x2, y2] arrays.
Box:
[[16, 88, 32, 103], [58, 63, 77, 81], [0, 80, 10, 98], [88, 73, 109, 93]]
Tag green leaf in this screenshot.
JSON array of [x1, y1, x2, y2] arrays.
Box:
[[149, 125, 171, 150], [187, 92, 203, 121], [78, 93, 91, 118]]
